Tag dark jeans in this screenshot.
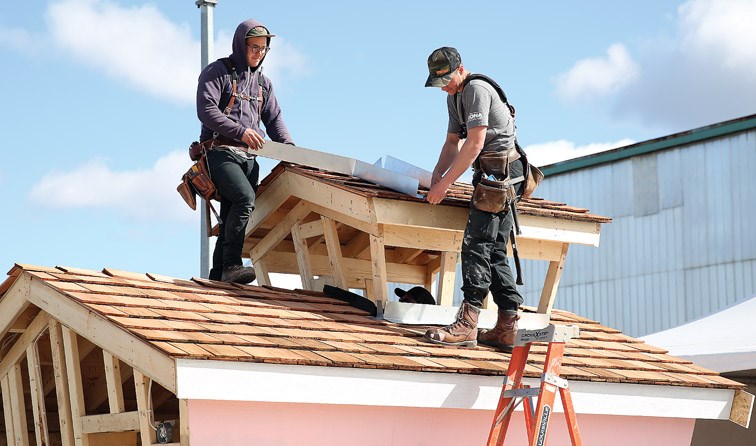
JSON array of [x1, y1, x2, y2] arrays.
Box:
[[206, 149, 259, 280], [461, 159, 524, 313]]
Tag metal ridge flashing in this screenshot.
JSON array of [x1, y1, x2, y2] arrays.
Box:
[[542, 113, 756, 176]]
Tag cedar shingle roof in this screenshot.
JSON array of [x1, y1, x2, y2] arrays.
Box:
[[258, 163, 612, 224], [3, 264, 741, 390]]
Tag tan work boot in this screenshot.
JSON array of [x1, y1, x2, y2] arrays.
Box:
[[424, 301, 480, 347], [478, 310, 520, 352]]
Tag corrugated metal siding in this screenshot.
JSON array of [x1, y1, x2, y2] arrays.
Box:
[[518, 129, 756, 337]]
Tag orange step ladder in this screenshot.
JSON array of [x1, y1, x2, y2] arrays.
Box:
[[487, 324, 582, 446]]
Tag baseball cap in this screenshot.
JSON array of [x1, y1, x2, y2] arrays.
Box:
[[246, 26, 276, 38], [425, 47, 461, 87]]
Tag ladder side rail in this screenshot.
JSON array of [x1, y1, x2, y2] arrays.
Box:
[[487, 344, 531, 446], [528, 341, 566, 446], [559, 386, 582, 446]]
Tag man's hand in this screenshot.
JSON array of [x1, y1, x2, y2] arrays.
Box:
[[426, 180, 450, 205], [242, 128, 264, 150]]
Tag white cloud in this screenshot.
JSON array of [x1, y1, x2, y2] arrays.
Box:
[[556, 0, 756, 131], [29, 150, 196, 221], [44, 0, 308, 104], [524, 139, 635, 167], [556, 44, 639, 101], [678, 0, 756, 74]]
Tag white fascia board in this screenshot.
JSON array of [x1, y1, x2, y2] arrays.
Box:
[[176, 359, 734, 420]]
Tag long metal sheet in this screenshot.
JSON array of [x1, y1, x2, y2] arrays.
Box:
[[384, 155, 433, 189], [258, 141, 357, 176], [353, 160, 420, 197]]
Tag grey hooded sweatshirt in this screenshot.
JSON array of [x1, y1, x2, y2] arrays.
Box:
[[196, 19, 293, 145]]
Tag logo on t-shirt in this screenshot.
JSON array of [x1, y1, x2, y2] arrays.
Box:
[[467, 111, 483, 121]]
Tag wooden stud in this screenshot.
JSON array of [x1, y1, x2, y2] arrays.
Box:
[[537, 243, 569, 314], [42, 338, 97, 401], [49, 320, 75, 446], [383, 225, 464, 252], [291, 222, 314, 290], [62, 325, 90, 446], [28, 277, 176, 393], [369, 234, 388, 304], [179, 399, 190, 446], [103, 351, 125, 414], [133, 370, 157, 446], [321, 216, 347, 289], [306, 201, 380, 237], [1, 375, 16, 446], [9, 363, 30, 446], [248, 200, 311, 263], [252, 260, 271, 286], [437, 252, 458, 307], [295, 219, 325, 239], [27, 343, 50, 446]]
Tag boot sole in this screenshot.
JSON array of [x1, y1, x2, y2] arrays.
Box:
[[423, 333, 477, 348], [478, 339, 514, 353]]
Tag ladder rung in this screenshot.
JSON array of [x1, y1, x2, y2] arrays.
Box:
[[504, 387, 541, 398]]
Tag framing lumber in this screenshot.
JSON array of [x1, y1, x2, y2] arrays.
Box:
[[537, 243, 569, 314], [384, 225, 463, 252], [321, 216, 347, 289], [306, 201, 379, 236], [49, 320, 75, 446], [395, 247, 424, 265], [373, 198, 468, 230], [291, 223, 314, 290], [28, 277, 176, 393], [252, 260, 271, 286], [179, 399, 190, 446], [246, 180, 294, 236], [369, 234, 388, 304], [296, 219, 325, 239], [437, 252, 458, 307], [248, 200, 311, 263], [62, 326, 89, 446], [9, 363, 30, 446], [133, 370, 157, 446], [0, 274, 32, 342], [9, 306, 40, 333], [341, 232, 370, 259], [0, 311, 49, 379], [517, 215, 601, 247], [103, 351, 125, 414], [27, 343, 50, 446], [1, 375, 16, 446], [80, 412, 139, 434], [286, 174, 377, 227]]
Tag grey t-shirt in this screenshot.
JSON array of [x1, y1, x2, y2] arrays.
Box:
[[447, 77, 515, 152]]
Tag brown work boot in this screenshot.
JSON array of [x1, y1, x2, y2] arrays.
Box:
[[221, 265, 256, 284], [478, 310, 520, 352], [424, 301, 480, 347]]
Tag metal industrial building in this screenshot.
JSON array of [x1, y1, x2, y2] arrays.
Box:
[[519, 114, 756, 337]]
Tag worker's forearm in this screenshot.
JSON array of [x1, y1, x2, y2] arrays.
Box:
[[433, 140, 460, 176], [440, 139, 483, 187]]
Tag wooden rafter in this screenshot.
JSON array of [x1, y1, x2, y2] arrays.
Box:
[[0, 274, 32, 342], [341, 232, 370, 259], [248, 200, 311, 263], [0, 311, 49, 379]]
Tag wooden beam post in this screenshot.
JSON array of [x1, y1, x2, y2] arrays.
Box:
[[252, 260, 271, 286], [179, 399, 190, 446], [291, 222, 314, 290], [537, 243, 569, 314], [134, 370, 157, 446], [369, 234, 388, 304], [321, 216, 347, 289], [61, 326, 90, 446], [49, 320, 75, 446], [103, 351, 125, 414], [1, 375, 16, 446], [9, 363, 30, 446], [437, 251, 458, 307], [248, 200, 311, 263], [27, 343, 50, 446]]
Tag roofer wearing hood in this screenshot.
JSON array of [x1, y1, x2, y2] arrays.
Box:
[[422, 47, 525, 352], [196, 19, 294, 284]]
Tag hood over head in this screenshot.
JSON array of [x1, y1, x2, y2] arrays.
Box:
[[230, 19, 274, 71]]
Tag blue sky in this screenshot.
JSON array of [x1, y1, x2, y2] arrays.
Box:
[[1, 0, 754, 280]]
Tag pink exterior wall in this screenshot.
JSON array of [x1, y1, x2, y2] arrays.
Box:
[[186, 400, 695, 446]]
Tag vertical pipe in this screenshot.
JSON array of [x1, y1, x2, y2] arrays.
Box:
[[196, 0, 218, 278]]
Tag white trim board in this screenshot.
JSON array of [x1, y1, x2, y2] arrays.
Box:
[[176, 359, 735, 420]]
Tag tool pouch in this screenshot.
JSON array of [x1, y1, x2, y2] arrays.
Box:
[[472, 178, 515, 214], [522, 162, 544, 199], [189, 141, 204, 161], [176, 154, 219, 210], [478, 150, 512, 177]]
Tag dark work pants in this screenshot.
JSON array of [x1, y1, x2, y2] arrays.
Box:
[[206, 149, 259, 280], [460, 159, 524, 313]]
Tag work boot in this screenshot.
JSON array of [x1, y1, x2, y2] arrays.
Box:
[[478, 310, 520, 352], [221, 265, 256, 284], [424, 301, 480, 347]]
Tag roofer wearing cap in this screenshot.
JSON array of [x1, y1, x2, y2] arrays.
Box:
[[423, 47, 525, 352], [196, 19, 294, 284]]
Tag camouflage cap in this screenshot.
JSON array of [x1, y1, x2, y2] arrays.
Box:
[[425, 47, 461, 87], [246, 26, 276, 38]]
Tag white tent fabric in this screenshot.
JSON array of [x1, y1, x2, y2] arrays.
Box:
[[641, 297, 756, 373]]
